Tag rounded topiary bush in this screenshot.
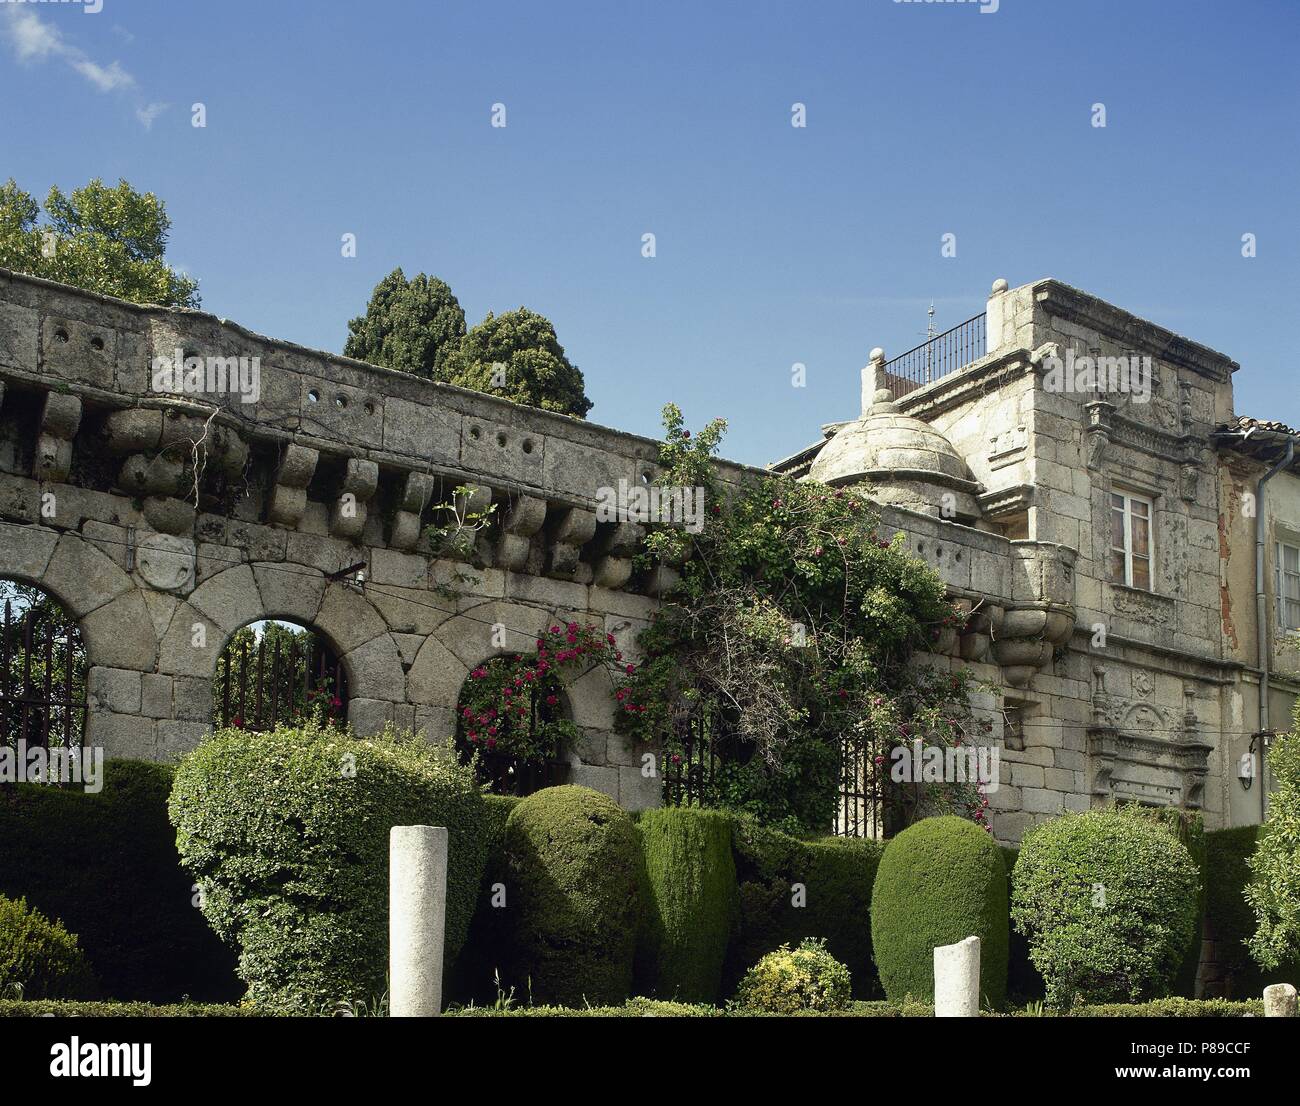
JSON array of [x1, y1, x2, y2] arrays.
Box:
[[871, 815, 1008, 1007], [502, 785, 642, 1006], [734, 938, 852, 1014], [1011, 809, 1200, 1007], [0, 895, 97, 1000], [169, 721, 488, 1013], [636, 807, 738, 1003]]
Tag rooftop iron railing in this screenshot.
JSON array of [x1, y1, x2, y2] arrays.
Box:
[[883, 312, 987, 400]]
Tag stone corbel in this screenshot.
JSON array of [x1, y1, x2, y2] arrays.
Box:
[[591, 520, 645, 590], [547, 506, 597, 580], [1084, 400, 1113, 470], [495, 494, 548, 571], [36, 393, 81, 483], [1086, 727, 1118, 798], [390, 471, 435, 551], [330, 458, 379, 540], [267, 443, 318, 527]]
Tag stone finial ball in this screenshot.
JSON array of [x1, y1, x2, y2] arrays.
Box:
[[869, 347, 885, 363], [991, 278, 1009, 294]]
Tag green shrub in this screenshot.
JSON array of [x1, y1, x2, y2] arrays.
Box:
[[168, 721, 488, 1013], [734, 938, 852, 1014], [1247, 726, 1300, 971], [0, 758, 238, 1002], [871, 815, 1008, 1007], [722, 815, 882, 998], [635, 808, 738, 1003], [1001, 846, 1045, 1001], [449, 793, 521, 1004], [1203, 824, 1300, 996], [1011, 809, 1199, 1007], [501, 785, 643, 1006], [0, 896, 97, 1000]]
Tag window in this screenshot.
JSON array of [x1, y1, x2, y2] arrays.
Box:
[[1276, 540, 1300, 633], [1109, 491, 1153, 590]]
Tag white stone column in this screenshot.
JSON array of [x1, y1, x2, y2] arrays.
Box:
[[389, 825, 448, 1017], [861, 348, 885, 416], [933, 935, 981, 1017], [1264, 983, 1297, 1018]]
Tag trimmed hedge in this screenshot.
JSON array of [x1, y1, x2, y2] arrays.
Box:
[[169, 722, 488, 1013], [0, 995, 1263, 1018], [636, 808, 738, 1003], [501, 785, 643, 1006], [0, 759, 238, 1002], [0, 999, 269, 1017], [0, 895, 98, 1000], [450, 793, 522, 1004], [1203, 825, 1300, 997], [1000, 847, 1045, 1001], [871, 816, 1008, 1007], [1012, 809, 1199, 1007], [722, 815, 883, 999]]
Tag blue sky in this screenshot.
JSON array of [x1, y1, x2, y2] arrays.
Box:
[[2, 0, 1297, 467]]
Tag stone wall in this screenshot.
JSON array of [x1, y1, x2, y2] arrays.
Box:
[[0, 267, 768, 809]]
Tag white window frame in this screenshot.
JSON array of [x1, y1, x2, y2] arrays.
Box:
[[1276, 539, 1300, 634], [1110, 491, 1154, 591]]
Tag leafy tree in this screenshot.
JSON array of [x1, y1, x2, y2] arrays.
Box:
[[343, 268, 466, 379], [441, 307, 593, 417], [0, 178, 198, 308], [1247, 702, 1300, 970]]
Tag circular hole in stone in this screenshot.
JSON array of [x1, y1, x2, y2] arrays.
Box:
[[307, 389, 320, 403], [640, 471, 652, 485], [469, 426, 481, 440], [497, 432, 508, 447], [522, 438, 534, 454], [364, 401, 375, 416], [90, 336, 105, 351], [54, 327, 69, 344], [335, 394, 348, 409]]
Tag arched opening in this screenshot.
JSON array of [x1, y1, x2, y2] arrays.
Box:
[[212, 620, 348, 732], [0, 579, 87, 751], [454, 654, 573, 796]]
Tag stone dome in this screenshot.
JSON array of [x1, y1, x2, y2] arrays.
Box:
[[808, 389, 981, 520]]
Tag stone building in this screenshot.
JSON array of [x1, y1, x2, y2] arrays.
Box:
[[0, 266, 1296, 842], [772, 277, 1300, 841]]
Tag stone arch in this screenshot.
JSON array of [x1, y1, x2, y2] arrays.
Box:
[[157, 561, 406, 734], [0, 571, 88, 750], [6, 529, 158, 673]]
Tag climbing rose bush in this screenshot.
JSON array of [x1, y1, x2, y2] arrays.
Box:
[[456, 622, 638, 765]]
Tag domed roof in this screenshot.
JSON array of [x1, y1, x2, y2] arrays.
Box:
[[809, 389, 981, 519]]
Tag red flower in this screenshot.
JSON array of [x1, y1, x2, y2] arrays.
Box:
[[546, 695, 558, 706], [625, 664, 635, 675]]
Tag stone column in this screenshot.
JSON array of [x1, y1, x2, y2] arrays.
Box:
[[933, 935, 981, 1017], [1264, 983, 1297, 1018], [389, 825, 448, 1017]]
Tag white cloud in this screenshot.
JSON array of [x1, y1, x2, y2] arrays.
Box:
[[135, 101, 169, 130], [7, 8, 62, 62], [71, 57, 135, 93], [4, 8, 151, 116]]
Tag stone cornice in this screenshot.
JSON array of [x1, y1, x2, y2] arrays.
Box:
[[1029, 279, 1238, 382]]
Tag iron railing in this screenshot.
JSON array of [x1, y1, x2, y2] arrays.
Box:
[[215, 634, 347, 731], [1, 597, 87, 750], [883, 312, 986, 400], [833, 730, 886, 839], [663, 712, 719, 808]]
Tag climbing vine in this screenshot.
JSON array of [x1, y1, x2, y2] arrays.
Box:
[[615, 405, 987, 834]]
